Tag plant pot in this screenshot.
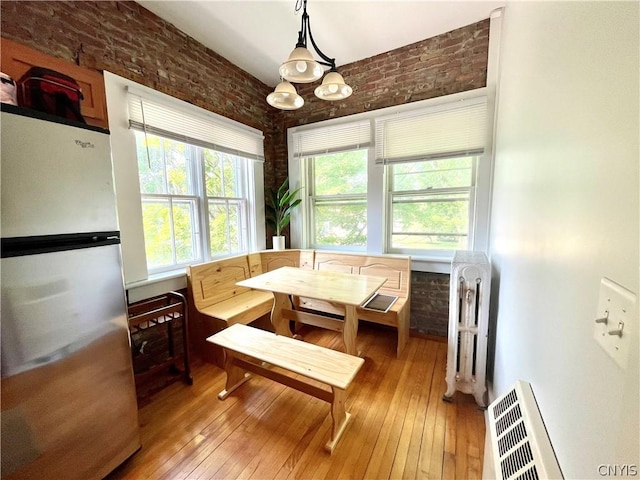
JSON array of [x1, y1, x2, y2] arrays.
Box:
[[272, 236, 286, 250]]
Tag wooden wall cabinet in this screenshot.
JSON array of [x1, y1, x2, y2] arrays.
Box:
[[1, 38, 108, 129]]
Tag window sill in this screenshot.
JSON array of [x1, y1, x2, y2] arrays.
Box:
[[126, 269, 187, 303], [410, 255, 453, 274]]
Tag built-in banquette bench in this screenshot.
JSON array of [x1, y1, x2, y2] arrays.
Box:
[[301, 251, 411, 357], [187, 249, 411, 363]]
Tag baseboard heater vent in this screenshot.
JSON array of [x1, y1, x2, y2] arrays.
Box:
[[483, 381, 563, 480]]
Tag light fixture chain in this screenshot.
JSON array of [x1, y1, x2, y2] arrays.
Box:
[[294, 0, 307, 48]]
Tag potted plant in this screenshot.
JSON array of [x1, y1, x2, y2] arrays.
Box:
[[266, 178, 302, 250]]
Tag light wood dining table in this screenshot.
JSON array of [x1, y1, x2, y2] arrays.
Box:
[[236, 266, 387, 356]]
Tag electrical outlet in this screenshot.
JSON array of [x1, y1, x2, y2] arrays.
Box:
[[593, 278, 636, 369]]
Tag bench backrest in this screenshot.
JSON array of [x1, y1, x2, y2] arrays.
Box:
[[187, 255, 253, 311], [256, 249, 315, 274], [313, 251, 411, 299], [187, 250, 410, 312]]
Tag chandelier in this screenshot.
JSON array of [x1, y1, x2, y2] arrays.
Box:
[[266, 0, 353, 110]]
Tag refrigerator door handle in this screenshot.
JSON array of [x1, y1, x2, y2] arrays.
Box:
[[1, 231, 121, 258]]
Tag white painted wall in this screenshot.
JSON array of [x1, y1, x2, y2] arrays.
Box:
[[489, 2, 639, 478]]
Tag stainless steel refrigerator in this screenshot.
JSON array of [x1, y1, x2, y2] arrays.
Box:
[[1, 104, 140, 479]]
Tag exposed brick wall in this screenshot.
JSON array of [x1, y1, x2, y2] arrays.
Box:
[[411, 272, 451, 337], [1, 1, 489, 336]]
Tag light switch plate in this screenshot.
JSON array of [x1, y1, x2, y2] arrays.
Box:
[[593, 278, 636, 369]]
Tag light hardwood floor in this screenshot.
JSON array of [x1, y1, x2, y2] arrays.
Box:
[[107, 324, 485, 480]]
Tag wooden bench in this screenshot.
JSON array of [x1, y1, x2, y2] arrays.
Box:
[[208, 323, 364, 453], [300, 251, 412, 357], [187, 254, 274, 325], [187, 250, 314, 323], [187, 254, 275, 365]]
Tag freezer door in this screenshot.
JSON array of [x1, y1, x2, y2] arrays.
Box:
[[1, 110, 118, 238], [1, 244, 140, 479]]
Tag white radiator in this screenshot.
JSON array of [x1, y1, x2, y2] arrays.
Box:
[[482, 381, 563, 480], [444, 250, 491, 407]]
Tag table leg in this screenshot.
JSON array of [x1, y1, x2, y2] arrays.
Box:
[[271, 291, 293, 338], [343, 305, 360, 356]]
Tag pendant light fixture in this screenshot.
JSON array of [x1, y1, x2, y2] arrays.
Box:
[[266, 0, 352, 110], [266, 80, 304, 110]]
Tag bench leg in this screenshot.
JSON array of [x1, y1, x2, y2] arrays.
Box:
[[325, 387, 352, 453], [218, 350, 251, 400]]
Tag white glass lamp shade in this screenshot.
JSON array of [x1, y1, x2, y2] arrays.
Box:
[[279, 47, 324, 83], [314, 71, 353, 101], [266, 81, 304, 110]]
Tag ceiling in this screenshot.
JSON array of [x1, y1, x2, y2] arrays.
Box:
[[137, 1, 505, 87]]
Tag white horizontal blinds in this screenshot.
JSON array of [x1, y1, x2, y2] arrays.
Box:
[[375, 96, 487, 164], [292, 120, 371, 157], [127, 88, 265, 161]]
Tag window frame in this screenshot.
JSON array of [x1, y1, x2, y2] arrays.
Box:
[[139, 195, 202, 269]]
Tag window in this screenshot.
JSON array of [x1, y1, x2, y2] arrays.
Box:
[[203, 148, 248, 256], [136, 132, 200, 270], [292, 121, 371, 250], [389, 156, 475, 251], [129, 88, 264, 273], [308, 149, 368, 248], [289, 90, 490, 263]]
